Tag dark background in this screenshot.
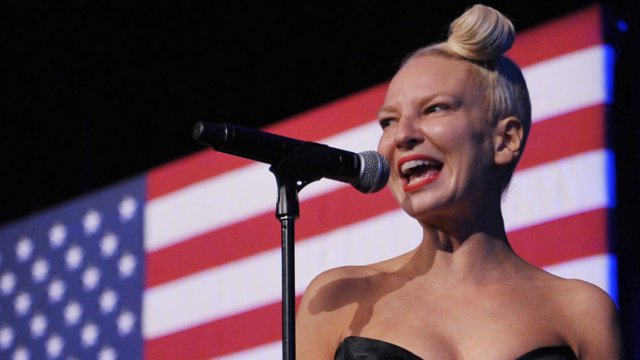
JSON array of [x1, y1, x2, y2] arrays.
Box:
[[2, 0, 639, 356]]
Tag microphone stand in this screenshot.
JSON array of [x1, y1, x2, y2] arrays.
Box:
[[270, 148, 323, 360], [192, 122, 386, 359]]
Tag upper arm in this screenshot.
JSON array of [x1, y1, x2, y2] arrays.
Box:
[[565, 281, 622, 359]]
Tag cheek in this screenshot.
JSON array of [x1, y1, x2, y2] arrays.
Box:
[[377, 133, 394, 159], [377, 134, 402, 185]]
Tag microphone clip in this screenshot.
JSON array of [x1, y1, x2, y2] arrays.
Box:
[[269, 142, 327, 219]]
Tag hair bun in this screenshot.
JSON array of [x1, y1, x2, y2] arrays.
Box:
[[446, 4, 515, 61]]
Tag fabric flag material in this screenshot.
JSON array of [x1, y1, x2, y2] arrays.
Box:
[[0, 5, 615, 360]]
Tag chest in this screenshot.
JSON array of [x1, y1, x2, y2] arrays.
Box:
[[346, 283, 568, 359]]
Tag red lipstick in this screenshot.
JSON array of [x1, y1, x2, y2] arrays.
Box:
[[397, 155, 443, 192]]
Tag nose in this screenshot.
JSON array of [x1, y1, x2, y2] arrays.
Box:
[[394, 117, 424, 150]]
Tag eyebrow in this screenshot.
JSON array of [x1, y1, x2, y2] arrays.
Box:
[[376, 92, 460, 117], [377, 106, 396, 117]]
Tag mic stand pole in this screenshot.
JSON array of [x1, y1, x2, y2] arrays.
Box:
[[275, 177, 298, 360], [271, 157, 319, 360]]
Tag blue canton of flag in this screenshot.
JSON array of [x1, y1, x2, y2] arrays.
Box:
[[0, 177, 145, 360]]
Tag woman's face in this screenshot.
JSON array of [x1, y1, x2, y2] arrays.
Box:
[[377, 55, 499, 223]]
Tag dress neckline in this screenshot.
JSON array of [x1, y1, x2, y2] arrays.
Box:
[[337, 336, 577, 360]]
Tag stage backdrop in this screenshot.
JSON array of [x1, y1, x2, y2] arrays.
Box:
[[0, 5, 615, 360]]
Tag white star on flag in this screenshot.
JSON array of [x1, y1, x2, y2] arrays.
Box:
[[82, 266, 101, 291], [83, 209, 102, 235], [0, 272, 16, 296], [29, 312, 48, 338], [14, 292, 32, 317], [98, 346, 117, 360], [116, 310, 136, 336], [118, 253, 137, 278], [100, 232, 119, 258], [99, 288, 118, 314], [15, 237, 33, 262], [64, 300, 83, 326], [31, 257, 50, 283], [65, 245, 84, 271], [118, 196, 138, 222], [46, 333, 64, 358], [48, 222, 67, 248], [81, 322, 99, 348], [12, 346, 29, 360], [0, 326, 14, 350], [47, 278, 66, 303]]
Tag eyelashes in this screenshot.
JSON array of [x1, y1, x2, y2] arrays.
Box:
[[425, 104, 450, 114], [378, 117, 395, 129]]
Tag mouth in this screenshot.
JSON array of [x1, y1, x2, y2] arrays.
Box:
[[398, 155, 443, 192]]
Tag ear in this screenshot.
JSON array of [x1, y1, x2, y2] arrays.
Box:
[[493, 116, 524, 166]]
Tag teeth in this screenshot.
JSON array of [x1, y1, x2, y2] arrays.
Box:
[[401, 159, 435, 175], [400, 159, 443, 186]]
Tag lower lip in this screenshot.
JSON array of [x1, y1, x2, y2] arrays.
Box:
[[402, 172, 440, 192]]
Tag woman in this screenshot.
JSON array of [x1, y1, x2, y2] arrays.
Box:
[[296, 4, 621, 360]]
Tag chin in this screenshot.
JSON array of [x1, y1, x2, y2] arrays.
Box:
[[400, 196, 443, 220]]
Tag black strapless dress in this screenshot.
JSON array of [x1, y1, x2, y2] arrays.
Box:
[[334, 336, 578, 360]]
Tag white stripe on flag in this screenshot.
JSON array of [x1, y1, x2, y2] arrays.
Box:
[[145, 45, 611, 253], [544, 253, 615, 292], [143, 149, 611, 339], [213, 341, 283, 360], [503, 149, 614, 231], [145, 162, 273, 252], [525, 45, 612, 123]]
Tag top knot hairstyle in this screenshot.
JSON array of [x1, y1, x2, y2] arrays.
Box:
[[446, 4, 515, 61], [404, 4, 531, 191]]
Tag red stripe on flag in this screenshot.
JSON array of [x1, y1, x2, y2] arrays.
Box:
[[509, 208, 609, 267], [146, 188, 398, 288], [144, 298, 300, 359], [147, 208, 607, 357], [518, 104, 606, 171], [508, 5, 602, 67], [147, 85, 387, 199]]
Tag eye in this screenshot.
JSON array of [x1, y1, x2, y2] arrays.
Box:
[[424, 104, 450, 114], [378, 117, 396, 129]]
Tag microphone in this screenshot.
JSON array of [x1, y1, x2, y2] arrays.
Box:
[[193, 121, 390, 193]]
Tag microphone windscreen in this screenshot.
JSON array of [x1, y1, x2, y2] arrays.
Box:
[[353, 151, 390, 193]]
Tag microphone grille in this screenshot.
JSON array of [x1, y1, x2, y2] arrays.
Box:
[[353, 151, 390, 193]]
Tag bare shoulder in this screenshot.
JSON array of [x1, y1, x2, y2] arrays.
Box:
[[516, 264, 615, 311], [298, 264, 379, 319], [541, 275, 615, 311], [296, 264, 380, 359], [542, 274, 622, 359], [515, 266, 622, 359], [299, 252, 409, 316]]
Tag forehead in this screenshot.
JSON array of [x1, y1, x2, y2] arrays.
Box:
[[385, 55, 479, 103]]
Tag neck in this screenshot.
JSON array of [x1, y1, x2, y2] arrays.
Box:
[[406, 207, 517, 285]]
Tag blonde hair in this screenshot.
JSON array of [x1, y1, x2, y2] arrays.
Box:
[[404, 4, 531, 191]]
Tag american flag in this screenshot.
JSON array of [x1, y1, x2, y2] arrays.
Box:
[[0, 180, 145, 359], [0, 5, 616, 359]]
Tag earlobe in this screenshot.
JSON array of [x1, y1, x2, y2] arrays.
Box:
[[494, 116, 524, 166]]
